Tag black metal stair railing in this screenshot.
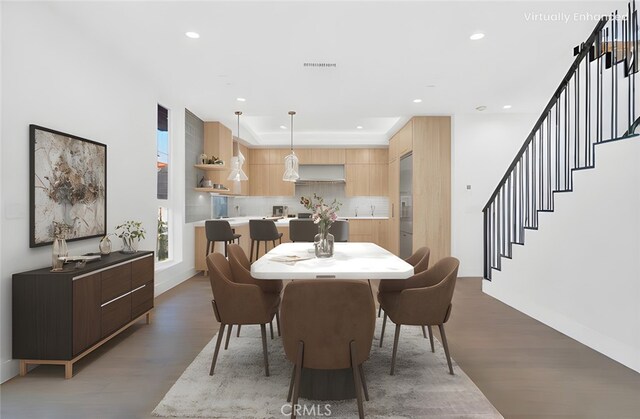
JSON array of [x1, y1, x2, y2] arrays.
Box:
[[483, 3, 640, 280]]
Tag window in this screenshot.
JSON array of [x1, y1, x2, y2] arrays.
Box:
[[157, 105, 170, 262], [157, 207, 169, 261]]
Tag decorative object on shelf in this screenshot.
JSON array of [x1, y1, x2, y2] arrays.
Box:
[[199, 153, 208, 164], [300, 193, 342, 258], [283, 111, 300, 182], [115, 220, 146, 254], [228, 111, 249, 182], [51, 223, 70, 271], [99, 234, 113, 255], [30, 125, 107, 247]]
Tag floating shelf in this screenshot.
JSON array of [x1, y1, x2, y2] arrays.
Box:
[[193, 188, 239, 196], [194, 164, 226, 171]]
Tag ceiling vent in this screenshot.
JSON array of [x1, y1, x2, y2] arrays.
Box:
[[303, 62, 337, 68]]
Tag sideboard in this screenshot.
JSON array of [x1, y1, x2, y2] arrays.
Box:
[[12, 251, 154, 378]]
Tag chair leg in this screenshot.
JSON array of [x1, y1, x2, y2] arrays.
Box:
[[287, 364, 296, 402], [422, 325, 427, 338], [276, 311, 281, 337], [210, 323, 226, 375], [236, 325, 241, 337], [291, 341, 304, 419], [350, 341, 365, 419], [224, 324, 233, 350], [272, 239, 276, 249], [377, 305, 382, 318], [438, 324, 454, 375], [256, 241, 261, 261], [260, 324, 270, 377], [379, 312, 387, 347], [270, 320, 274, 340], [250, 240, 255, 263], [358, 364, 370, 401], [427, 325, 435, 353], [224, 241, 228, 257], [390, 323, 401, 375]]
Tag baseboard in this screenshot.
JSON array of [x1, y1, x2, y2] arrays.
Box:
[[483, 281, 640, 373], [1, 359, 20, 384]]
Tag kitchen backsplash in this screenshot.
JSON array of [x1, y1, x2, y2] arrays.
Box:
[[222, 183, 388, 218]]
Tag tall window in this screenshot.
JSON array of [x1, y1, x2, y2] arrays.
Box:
[[157, 105, 170, 261]]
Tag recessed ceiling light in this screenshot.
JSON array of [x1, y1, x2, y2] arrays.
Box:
[[356, 125, 363, 129], [280, 125, 287, 129], [413, 99, 422, 103], [470, 33, 485, 41], [476, 105, 487, 111], [426, 84, 436, 88], [236, 97, 246, 102], [503, 105, 512, 109], [185, 31, 200, 39]]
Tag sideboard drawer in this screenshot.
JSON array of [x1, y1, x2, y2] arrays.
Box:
[[101, 294, 132, 337], [132, 255, 153, 289], [101, 264, 132, 303], [131, 281, 154, 319]]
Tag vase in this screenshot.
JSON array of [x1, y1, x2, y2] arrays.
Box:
[[314, 223, 334, 258], [121, 237, 139, 254], [99, 235, 112, 255], [52, 237, 68, 270]]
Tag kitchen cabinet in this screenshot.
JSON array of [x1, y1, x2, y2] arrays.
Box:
[[346, 148, 370, 164], [388, 158, 400, 254], [12, 252, 154, 378], [249, 149, 270, 165], [249, 164, 270, 196], [203, 122, 233, 185], [371, 148, 388, 164], [345, 148, 388, 197], [345, 164, 370, 196], [296, 148, 345, 164], [246, 149, 294, 196], [369, 163, 388, 196], [269, 165, 295, 196], [348, 219, 388, 249]]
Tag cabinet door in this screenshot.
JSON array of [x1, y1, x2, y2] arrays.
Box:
[[369, 163, 389, 196], [375, 220, 389, 250], [132, 255, 153, 289], [371, 148, 388, 164], [346, 149, 370, 164], [397, 120, 413, 158], [131, 281, 154, 319], [249, 149, 270, 165], [269, 149, 290, 165], [249, 164, 270, 195], [348, 219, 373, 242], [345, 165, 370, 196], [388, 158, 400, 254], [101, 264, 131, 304], [269, 165, 294, 196], [101, 294, 132, 338], [73, 273, 102, 356], [389, 136, 398, 162]]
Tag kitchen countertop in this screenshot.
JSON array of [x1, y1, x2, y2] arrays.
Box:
[[192, 216, 388, 227]]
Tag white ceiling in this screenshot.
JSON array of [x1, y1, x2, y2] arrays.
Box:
[[47, 0, 624, 146]]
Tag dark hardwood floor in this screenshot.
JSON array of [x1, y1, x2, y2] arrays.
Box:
[[1, 275, 639, 418]]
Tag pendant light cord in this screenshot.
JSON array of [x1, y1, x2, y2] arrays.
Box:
[[289, 111, 296, 151]]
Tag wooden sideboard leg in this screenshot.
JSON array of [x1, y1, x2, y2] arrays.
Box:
[[64, 362, 73, 379], [146, 312, 151, 324], [19, 360, 27, 376]]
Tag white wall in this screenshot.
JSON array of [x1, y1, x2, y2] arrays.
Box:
[[0, 3, 195, 383], [452, 113, 537, 276], [484, 137, 640, 372]]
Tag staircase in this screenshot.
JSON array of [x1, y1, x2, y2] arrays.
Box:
[[483, 4, 640, 280]]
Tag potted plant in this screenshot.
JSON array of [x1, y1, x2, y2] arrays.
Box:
[[115, 220, 146, 254]]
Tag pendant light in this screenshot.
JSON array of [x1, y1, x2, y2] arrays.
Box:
[[227, 111, 248, 182], [282, 110, 299, 182]]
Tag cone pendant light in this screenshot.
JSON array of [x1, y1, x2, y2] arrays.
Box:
[[227, 111, 248, 182], [282, 111, 299, 182]]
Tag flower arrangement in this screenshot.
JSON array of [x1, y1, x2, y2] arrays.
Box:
[[115, 220, 146, 253], [300, 193, 342, 230]]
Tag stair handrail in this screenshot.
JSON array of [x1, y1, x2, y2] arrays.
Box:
[[482, 18, 608, 212]]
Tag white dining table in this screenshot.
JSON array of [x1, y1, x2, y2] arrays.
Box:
[[251, 242, 414, 280]]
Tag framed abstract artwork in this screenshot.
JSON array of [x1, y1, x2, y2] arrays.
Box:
[[30, 125, 107, 247]]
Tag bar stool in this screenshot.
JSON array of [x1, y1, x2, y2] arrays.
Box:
[[205, 220, 241, 258], [249, 219, 283, 262]]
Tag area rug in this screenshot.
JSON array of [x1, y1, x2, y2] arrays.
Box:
[[152, 317, 502, 418]]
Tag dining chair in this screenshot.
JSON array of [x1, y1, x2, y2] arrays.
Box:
[[249, 219, 283, 262], [378, 257, 460, 375], [377, 247, 430, 317], [206, 252, 280, 376], [205, 220, 241, 258], [281, 280, 375, 419], [227, 243, 283, 341], [288, 219, 318, 242], [328, 220, 349, 242]]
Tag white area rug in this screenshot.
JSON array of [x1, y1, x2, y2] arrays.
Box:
[[153, 318, 502, 418]]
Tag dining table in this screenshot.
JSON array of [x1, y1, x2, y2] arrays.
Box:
[[251, 242, 414, 401]]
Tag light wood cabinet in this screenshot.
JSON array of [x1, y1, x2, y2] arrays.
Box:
[[348, 219, 388, 249], [370, 163, 389, 196], [269, 149, 290, 165], [345, 148, 388, 197], [203, 122, 233, 184], [345, 164, 370, 196], [396, 120, 413, 159], [249, 149, 270, 165], [371, 148, 388, 164], [388, 158, 400, 254], [249, 164, 270, 196], [346, 149, 370, 164], [269, 165, 295, 196], [296, 148, 345, 164]]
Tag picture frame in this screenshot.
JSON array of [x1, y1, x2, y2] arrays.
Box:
[[29, 124, 107, 247]]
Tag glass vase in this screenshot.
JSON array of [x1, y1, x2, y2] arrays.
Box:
[[314, 223, 334, 258], [99, 235, 112, 255], [121, 237, 139, 254], [52, 237, 68, 270]]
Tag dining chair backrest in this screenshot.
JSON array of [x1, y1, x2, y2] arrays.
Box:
[[378, 246, 431, 293], [280, 280, 375, 370], [249, 219, 280, 241], [328, 220, 349, 242], [289, 219, 318, 242], [406, 246, 430, 274], [205, 220, 236, 242]]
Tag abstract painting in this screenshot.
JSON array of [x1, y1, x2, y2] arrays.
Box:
[[30, 125, 107, 247]]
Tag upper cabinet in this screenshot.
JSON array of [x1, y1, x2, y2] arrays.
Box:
[[345, 148, 389, 197], [388, 120, 413, 162], [247, 148, 295, 197], [295, 148, 345, 164]]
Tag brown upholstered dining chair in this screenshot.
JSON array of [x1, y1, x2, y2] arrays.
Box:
[[205, 220, 241, 258], [281, 280, 375, 419], [377, 247, 430, 316], [227, 243, 283, 340], [206, 252, 280, 376], [378, 257, 459, 375], [249, 219, 283, 262], [288, 219, 318, 242]]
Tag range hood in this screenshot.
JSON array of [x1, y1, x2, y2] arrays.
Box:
[[295, 165, 346, 184]]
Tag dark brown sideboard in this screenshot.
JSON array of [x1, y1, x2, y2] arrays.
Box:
[[12, 251, 154, 378]]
